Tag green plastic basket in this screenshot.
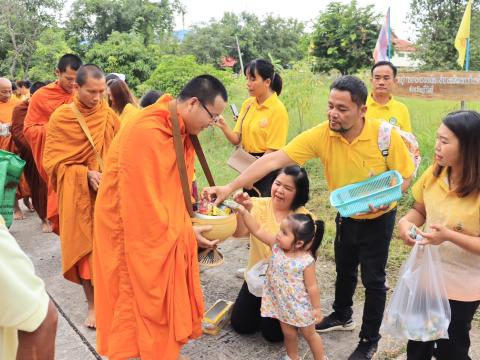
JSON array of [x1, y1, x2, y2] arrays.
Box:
[[0, 149, 26, 228]]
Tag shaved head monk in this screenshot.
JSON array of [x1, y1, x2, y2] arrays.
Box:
[[0, 77, 31, 221], [24, 53, 83, 233], [93, 75, 228, 359], [43, 64, 120, 328]]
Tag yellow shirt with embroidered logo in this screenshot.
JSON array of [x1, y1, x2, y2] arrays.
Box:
[[233, 93, 289, 153], [412, 166, 480, 301], [366, 94, 412, 132], [283, 119, 414, 219]]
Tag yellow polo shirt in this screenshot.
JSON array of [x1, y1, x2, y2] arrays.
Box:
[[233, 93, 289, 153], [412, 166, 480, 301], [0, 222, 49, 360], [283, 119, 414, 219], [366, 94, 412, 132]]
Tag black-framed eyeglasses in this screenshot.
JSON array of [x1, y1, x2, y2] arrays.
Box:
[[199, 100, 220, 123]]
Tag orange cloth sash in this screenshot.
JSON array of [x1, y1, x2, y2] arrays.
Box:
[[43, 95, 119, 284], [93, 95, 203, 359]]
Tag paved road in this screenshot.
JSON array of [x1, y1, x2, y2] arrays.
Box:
[[10, 208, 479, 360]]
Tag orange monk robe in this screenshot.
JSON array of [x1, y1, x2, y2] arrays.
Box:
[[118, 103, 140, 129], [11, 100, 48, 219], [43, 96, 119, 284], [0, 97, 30, 199], [24, 82, 73, 233], [93, 95, 203, 359]]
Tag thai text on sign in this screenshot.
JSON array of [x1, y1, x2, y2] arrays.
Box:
[[395, 71, 480, 101]]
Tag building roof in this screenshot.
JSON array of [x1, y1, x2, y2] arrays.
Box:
[[392, 32, 416, 53]]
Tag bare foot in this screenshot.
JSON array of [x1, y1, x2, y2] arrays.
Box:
[[14, 208, 24, 220], [23, 198, 34, 212], [84, 307, 96, 329], [42, 219, 53, 233]]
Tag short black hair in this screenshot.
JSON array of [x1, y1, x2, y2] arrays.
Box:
[[140, 90, 163, 108], [57, 54, 83, 73], [275, 166, 310, 210], [178, 75, 228, 105], [76, 64, 105, 86], [371, 61, 397, 77], [30, 81, 46, 95], [330, 75, 368, 107]]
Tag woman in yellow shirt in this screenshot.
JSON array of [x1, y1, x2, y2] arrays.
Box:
[[230, 166, 314, 343], [107, 79, 140, 128], [398, 110, 480, 360], [216, 59, 289, 197]]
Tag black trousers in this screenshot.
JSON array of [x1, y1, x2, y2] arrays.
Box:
[[407, 300, 480, 360], [332, 210, 396, 343], [230, 281, 284, 342]]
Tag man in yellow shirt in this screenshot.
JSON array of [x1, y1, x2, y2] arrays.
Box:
[[205, 76, 414, 360], [366, 61, 412, 132]]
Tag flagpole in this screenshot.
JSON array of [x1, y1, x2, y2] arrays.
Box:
[[461, 38, 471, 110], [387, 7, 392, 61]]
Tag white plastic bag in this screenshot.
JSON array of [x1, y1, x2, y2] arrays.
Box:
[[246, 259, 269, 297], [381, 242, 451, 341]]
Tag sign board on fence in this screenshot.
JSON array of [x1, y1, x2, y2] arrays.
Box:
[[395, 71, 480, 101]]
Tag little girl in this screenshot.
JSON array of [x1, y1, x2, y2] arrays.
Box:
[[237, 206, 327, 360]]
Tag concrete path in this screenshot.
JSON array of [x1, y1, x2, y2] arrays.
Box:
[[10, 208, 479, 360]]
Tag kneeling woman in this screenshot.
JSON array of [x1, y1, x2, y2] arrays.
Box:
[[398, 110, 480, 360], [230, 165, 312, 342]]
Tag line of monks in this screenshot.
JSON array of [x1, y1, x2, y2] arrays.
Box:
[[0, 54, 230, 359]]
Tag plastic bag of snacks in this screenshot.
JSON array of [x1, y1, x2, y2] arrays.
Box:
[[381, 240, 451, 341], [246, 259, 269, 297]]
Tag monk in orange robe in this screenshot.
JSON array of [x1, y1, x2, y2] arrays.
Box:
[[43, 65, 119, 328], [11, 82, 49, 227], [93, 75, 228, 359], [0, 77, 32, 220], [24, 54, 83, 233]]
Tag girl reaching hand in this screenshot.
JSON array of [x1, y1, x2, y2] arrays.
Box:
[[237, 206, 328, 360]]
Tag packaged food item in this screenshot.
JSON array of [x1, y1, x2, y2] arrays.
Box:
[[202, 299, 233, 335], [197, 199, 237, 216]]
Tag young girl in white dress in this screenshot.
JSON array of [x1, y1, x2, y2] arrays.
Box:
[[237, 206, 328, 360]]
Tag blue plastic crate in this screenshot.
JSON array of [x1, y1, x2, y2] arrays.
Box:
[[330, 170, 403, 218]]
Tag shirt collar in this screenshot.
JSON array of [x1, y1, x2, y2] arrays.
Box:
[[367, 93, 394, 108], [254, 92, 278, 109]]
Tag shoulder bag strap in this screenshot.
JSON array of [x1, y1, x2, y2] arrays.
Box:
[[237, 102, 253, 144], [189, 135, 215, 187], [70, 103, 105, 172]]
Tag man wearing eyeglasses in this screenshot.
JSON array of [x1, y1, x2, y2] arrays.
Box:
[[93, 75, 228, 360]]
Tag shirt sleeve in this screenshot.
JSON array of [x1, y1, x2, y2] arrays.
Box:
[[283, 124, 327, 166], [411, 166, 433, 204], [0, 224, 49, 332], [386, 127, 415, 178], [265, 104, 289, 150], [402, 105, 412, 133]]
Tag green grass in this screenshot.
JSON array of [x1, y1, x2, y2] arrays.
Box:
[[195, 75, 480, 322]]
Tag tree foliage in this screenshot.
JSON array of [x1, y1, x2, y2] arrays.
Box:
[[84, 31, 161, 92], [0, 0, 61, 77], [65, 0, 181, 51], [311, 0, 379, 75], [139, 55, 233, 96], [28, 28, 72, 82], [408, 0, 480, 70], [180, 12, 306, 70]]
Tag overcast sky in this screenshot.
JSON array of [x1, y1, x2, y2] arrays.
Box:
[[175, 0, 414, 40]]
